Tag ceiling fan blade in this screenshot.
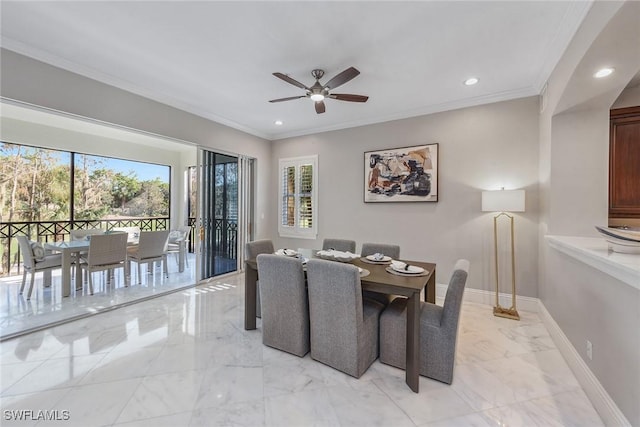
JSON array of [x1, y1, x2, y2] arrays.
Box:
[[323, 67, 360, 90], [315, 100, 326, 114], [273, 72, 310, 90], [329, 93, 369, 102], [269, 95, 307, 103]]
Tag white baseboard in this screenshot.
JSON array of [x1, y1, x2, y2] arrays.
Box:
[[439, 284, 630, 426], [436, 284, 540, 313], [538, 302, 630, 426]]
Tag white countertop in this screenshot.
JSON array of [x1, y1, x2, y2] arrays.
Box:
[[546, 235, 640, 290]]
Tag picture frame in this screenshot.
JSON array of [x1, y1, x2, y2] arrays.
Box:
[[364, 143, 438, 203]]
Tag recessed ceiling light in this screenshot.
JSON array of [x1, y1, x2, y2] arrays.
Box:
[[464, 77, 479, 86], [594, 68, 614, 78], [274, 120, 283, 126]]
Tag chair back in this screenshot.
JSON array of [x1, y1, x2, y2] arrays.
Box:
[[70, 229, 105, 241], [16, 236, 36, 270], [136, 230, 170, 258], [245, 239, 274, 259], [168, 226, 191, 244], [88, 233, 128, 267], [441, 259, 470, 328], [360, 243, 400, 259], [111, 226, 140, 243], [257, 254, 309, 356], [306, 259, 364, 355], [322, 238, 356, 253], [178, 225, 191, 238]]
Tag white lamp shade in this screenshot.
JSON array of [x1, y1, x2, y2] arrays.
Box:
[[482, 189, 525, 212]]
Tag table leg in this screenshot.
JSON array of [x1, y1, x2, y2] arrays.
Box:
[[244, 262, 257, 330], [406, 291, 420, 393], [425, 267, 436, 303], [61, 250, 72, 297], [75, 256, 82, 291]]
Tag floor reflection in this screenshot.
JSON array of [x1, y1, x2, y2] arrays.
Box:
[[0, 275, 604, 427], [0, 253, 229, 340]]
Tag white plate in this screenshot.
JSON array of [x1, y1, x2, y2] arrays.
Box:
[[366, 254, 392, 262], [595, 226, 640, 243], [358, 267, 363, 273], [390, 261, 424, 274], [275, 248, 298, 257], [316, 250, 359, 262]]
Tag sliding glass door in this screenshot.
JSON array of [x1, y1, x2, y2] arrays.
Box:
[[200, 150, 238, 279]]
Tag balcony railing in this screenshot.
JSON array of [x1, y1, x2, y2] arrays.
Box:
[[2, 217, 238, 276], [0, 218, 169, 276]]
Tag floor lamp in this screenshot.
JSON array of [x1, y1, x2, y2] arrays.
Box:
[[482, 189, 525, 320]]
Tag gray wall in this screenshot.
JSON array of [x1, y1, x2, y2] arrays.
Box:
[[0, 48, 274, 240], [272, 96, 540, 296], [538, 1, 640, 424]]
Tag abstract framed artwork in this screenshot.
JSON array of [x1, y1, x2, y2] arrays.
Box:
[[364, 143, 438, 203]]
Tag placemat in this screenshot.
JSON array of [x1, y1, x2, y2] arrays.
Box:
[[385, 266, 430, 277], [360, 257, 392, 265]]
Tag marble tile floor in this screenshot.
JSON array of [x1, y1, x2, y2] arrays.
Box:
[[0, 254, 199, 340], [0, 273, 604, 427]]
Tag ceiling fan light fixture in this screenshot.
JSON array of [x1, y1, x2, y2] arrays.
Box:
[[270, 67, 367, 114]]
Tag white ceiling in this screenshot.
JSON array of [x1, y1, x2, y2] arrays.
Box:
[[1, 1, 592, 141]]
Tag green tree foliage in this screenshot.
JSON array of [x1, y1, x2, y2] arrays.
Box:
[[1, 144, 170, 222], [0, 144, 70, 222], [112, 172, 141, 214]]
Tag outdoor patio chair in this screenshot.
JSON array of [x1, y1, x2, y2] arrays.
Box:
[[166, 225, 191, 268], [79, 232, 129, 295], [127, 230, 170, 284], [16, 236, 63, 300]]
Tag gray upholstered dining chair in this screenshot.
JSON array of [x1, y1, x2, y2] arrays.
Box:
[[80, 232, 129, 295], [306, 258, 385, 378], [245, 239, 275, 318], [322, 238, 356, 253], [379, 259, 469, 384], [360, 243, 400, 260], [256, 253, 310, 357], [361, 242, 401, 307], [127, 230, 170, 284], [16, 236, 63, 300]]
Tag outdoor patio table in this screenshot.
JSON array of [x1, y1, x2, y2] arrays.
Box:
[[43, 240, 89, 297]]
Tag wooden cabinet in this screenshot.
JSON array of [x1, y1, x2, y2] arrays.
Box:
[[609, 107, 640, 220]]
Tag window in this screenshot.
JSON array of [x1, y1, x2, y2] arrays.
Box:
[[278, 155, 318, 239]]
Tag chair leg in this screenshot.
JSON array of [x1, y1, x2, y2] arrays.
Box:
[[88, 271, 94, 295], [26, 273, 36, 300], [163, 255, 168, 278], [125, 262, 130, 287], [20, 271, 27, 294]]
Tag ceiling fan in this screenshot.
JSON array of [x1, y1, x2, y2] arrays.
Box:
[[269, 67, 369, 114]]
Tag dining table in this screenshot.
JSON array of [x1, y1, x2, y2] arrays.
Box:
[[244, 250, 436, 393]]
